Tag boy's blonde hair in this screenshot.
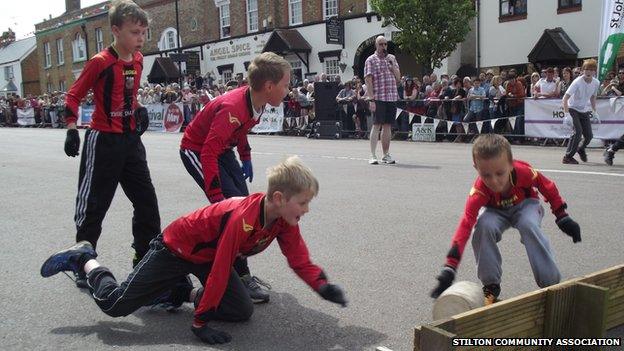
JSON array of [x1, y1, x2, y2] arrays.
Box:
[[109, 0, 149, 28], [581, 59, 598, 71], [472, 134, 513, 163], [266, 156, 319, 200], [247, 52, 291, 91]]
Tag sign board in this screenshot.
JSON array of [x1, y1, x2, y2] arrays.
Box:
[[326, 16, 344, 45], [169, 53, 190, 62], [185, 51, 200, 75], [412, 123, 436, 142]]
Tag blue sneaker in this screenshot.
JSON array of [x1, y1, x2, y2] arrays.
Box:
[[40, 241, 97, 278]]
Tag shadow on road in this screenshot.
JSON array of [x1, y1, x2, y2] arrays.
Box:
[[386, 163, 440, 170], [50, 292, 387, 350]]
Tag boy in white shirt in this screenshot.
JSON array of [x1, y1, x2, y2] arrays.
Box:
[[561, 59, 600, 164]]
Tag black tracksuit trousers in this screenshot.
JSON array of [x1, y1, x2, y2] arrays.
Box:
[[74, 129, 161, 259]]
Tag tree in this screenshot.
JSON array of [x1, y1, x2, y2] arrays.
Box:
[[371, 0, 475, 74]]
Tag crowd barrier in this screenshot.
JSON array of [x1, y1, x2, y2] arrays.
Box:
[[5, 97, 624, 142]]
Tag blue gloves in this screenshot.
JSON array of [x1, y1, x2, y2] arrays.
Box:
[[241, 160, 253, 182]]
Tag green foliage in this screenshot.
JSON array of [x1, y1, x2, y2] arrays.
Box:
[[371, 0, 475, 73]]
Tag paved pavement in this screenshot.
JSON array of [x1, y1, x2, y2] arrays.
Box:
[[1, 128, 623, 350]]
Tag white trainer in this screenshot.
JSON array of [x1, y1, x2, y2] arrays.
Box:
[[381, 154, 395, 164], [369, 155, 379, 165]]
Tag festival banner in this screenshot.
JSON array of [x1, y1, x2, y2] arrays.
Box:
[[145, 102, 184, 132], [251, 103, 284, 133], [598, 0, 624, 80], [78, 105, 95, 126], [16, 107, 35, 126], [524, 98, 624, 139]]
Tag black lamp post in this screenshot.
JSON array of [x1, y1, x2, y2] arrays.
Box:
[[175, 0, 183, 86]]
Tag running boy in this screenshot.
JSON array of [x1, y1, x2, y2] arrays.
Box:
[[562, 59, 600, 164], [179, 52, 291, 303], [430, 134, 581, 304], [62, 0, 160, 287], [41, 156, 347, 345]]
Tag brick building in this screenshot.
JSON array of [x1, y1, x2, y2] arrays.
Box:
[[34, 0, 111, 94], [137, 0, 425, 86]]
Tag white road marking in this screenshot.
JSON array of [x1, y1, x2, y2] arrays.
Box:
[[538, 169, 624, 177]]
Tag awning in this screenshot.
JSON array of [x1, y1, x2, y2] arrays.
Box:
[[262, 29, 311, 72], [0, 79, 18, 93], [528, 27, 579, 63], [147, 57, 181, 84]]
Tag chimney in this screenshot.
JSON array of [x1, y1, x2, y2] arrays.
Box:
[[65, 0, 81, 13]]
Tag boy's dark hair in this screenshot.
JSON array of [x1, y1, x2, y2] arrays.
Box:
[[247, 52, 291, 91], [109, 0, 149, 28], [472, 134, 513, 163]]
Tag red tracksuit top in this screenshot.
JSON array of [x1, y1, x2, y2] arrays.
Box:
[[180, 86, 258, 201], [65, 46, 142, 133], [162, 193, 328, 321], [445, 160, 566, 269]]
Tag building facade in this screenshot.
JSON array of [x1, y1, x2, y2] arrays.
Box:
[[478, 0, 624, 73], [0, 35, 40, 97], [138, 0, 429, 85], [34, 1, 112, 94]]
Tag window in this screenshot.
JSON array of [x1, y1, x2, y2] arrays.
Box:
[[222, 69, 232, 83], [59, 80, 66, 92], [72, 33, 87, 62], [46, 81, 53, 93], [166, 30, 176, 49], [558, 0, 581, 13], [289, 0, 302, 26], [323, 57, 340, 79], [324, 0, 339, 19], [499, 0, 527, 18], [220, 4, 230, 38], [55, 38, 64, 65], [44, 42, 51, 68], [247, 0, 258, 33], [95, 28, 104, 52], [4, 66, 14, 81]]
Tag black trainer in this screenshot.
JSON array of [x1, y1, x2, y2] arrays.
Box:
[[149, 275, 194, 312], [604, 149, 615, 166], [483, 284, 501, 306], [577, 148, 588, 162], [562, 156, 579, 164], [74, 270, 89, 289], [241, 275, 271, 304], [40, 241, 97, 278]]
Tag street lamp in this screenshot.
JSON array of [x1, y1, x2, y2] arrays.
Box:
[[175, 0, 183, 86]]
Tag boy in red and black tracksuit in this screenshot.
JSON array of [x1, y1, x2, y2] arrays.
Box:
[[62, 1, 160, 287], [431, 134, 581, 304], [179, 52, 292, 302], [41, 156, 347, 345]]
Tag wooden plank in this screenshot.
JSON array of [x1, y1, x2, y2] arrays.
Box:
[[544, 284, 576, 338], [459, 311, 545, 337], [455, 300, 545, 333], [420, 325, 456, 351], [414, 326, 421, 351], [454, 297, 545, 329], [573, 282, 609, 338]]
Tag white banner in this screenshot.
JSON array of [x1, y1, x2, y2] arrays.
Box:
[[145, 103, 184, 133], [252, 103, 284, 133], [524, 98, 624, 139], [17, 107, 35, 126]]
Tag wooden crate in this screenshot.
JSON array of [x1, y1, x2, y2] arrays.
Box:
[[414, 264, 623, 351]]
